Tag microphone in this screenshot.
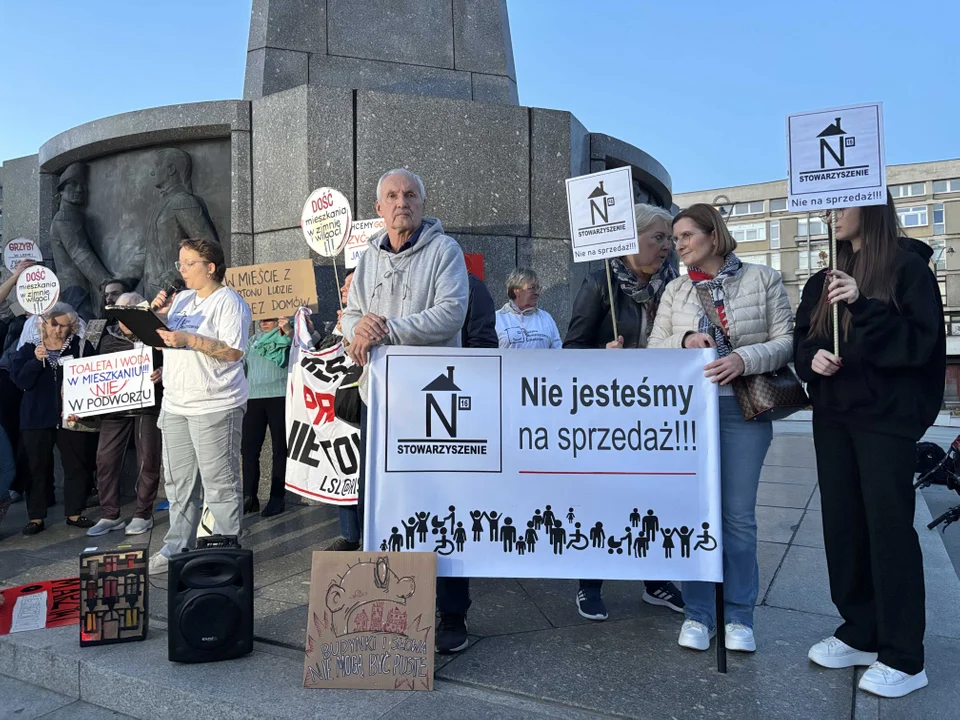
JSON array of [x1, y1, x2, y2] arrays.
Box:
[[164, 276, 186, 296]]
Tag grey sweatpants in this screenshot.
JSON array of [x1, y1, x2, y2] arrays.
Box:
[[158, 406, 244, 557]]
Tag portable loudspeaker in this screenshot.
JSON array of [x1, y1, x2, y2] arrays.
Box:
[[167, 536, 253, 664]]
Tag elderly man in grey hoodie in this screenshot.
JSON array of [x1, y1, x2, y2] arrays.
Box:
[[340, 168, 471, 655]]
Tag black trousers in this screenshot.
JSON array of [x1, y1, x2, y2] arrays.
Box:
[[813, 413, 925, 674], [22, 429, 97, 520], [358, 404, 471, 615], [96, 415, 161, 520], [241, 397, 287, 500]]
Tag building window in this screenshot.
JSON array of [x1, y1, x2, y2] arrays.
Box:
[[769, 221, 780, 249], [730, 222, 766, 243], [769, 198, 787, 213], [729, 201, 765, 217], [930, 239, 947, 271], [933, 178, 960, 193], [897, 205, 928, 227], [934, 204, 945, 235], [797, 217, 828, 236], [890, 183, 926, 198], [798, 242, 829, 271], [769, 252, 781, 271]]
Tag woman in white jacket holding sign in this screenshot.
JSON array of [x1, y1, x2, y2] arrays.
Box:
[[648, 203, 793, 654]]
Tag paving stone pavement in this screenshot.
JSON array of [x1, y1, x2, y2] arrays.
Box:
[[2, 433, 959, 719]]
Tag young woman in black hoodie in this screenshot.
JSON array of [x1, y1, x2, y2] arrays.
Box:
[[794, 193, 945, 698]]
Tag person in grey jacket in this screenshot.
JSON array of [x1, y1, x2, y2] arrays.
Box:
[[340, 168, 469, 655]]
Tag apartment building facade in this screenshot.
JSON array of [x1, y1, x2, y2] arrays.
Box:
[[674, 158, 960, 403]]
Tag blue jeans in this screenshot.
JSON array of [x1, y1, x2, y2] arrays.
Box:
[[683, 396, 772, 631]]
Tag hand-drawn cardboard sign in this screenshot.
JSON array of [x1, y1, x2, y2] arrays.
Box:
[[224, 259, 318, 321], [303, 552, 436, 691]]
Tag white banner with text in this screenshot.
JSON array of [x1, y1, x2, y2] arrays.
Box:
[[364, 347, 722, 581]]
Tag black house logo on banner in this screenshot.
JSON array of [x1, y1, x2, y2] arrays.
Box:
[[816, 117, 856, 170], [385, 354, 502, 474], [588, 181, 617, 227]]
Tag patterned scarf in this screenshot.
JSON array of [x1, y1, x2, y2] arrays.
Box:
[[688, 253, 743, 358], [609, 254, 680, 344]]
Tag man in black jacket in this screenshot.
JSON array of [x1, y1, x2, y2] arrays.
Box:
[[460, 274, 498, 349]]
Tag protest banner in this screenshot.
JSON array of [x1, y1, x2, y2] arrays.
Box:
[[16, 265, 60, 315], [224, 259, 318, 320], [3, 237, 43, 273], [344, 218, 386, 269], [301, 187, 352, 257], [0, 578, 80, 635], [303, 551, 435, 690], [61, 348, 155, 420], [564, 166, 639, 263], [786, 102, 886, 212], [285, 308, 361, 505], [364, 347, 721, 581]]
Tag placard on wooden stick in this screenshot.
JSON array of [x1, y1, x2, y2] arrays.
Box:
[[303, 552, 436, 691]]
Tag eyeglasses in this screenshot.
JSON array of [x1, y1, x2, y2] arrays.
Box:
[[174, 260, 203, 272], [520, 285, 542, 294], [674, 229, 705, 246], [651, 233, 676, 247], [817, 208, 847, 221]]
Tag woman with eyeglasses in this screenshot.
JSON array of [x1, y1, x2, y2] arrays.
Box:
[[648, 203, 793, 655], [564, 202, 685, 621], [795, 196, 944, 698], [147, 237, 252, 575], [495, 268, 561, 349]]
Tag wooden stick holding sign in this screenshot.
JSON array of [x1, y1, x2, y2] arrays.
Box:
[[603, 259, 620, 341]]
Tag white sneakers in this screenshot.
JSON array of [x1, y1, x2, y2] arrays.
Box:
[[678, 621, 755, 652], [808, 637, 927, 698], [87, 517, 126, 537], [858, 662, 928, 698], [125, 517, 154, 535], [808, 636, 878, 669], [148, 552, 169, 576]]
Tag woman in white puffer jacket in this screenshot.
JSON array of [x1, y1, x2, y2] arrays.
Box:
[[649, 203, 793, 656]]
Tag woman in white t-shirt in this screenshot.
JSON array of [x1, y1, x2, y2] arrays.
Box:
[[147, 237, 252, 575]]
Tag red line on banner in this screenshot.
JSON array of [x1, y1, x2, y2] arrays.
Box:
[[285, 482, 356, 504], [518, 471, 696, 476]]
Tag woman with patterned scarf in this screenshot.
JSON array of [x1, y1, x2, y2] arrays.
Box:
[[649, 203, 793, 654], [565, 203, 685, 622]]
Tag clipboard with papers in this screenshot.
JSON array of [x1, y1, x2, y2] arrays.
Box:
[[105, 306, 170, 347]]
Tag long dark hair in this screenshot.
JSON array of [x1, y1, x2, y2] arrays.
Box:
[[809, 191, 902, 340]]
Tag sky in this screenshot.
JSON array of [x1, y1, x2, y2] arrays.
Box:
[[1, 0, 957, 193]]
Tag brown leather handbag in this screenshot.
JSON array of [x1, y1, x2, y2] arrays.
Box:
[[694, 285, 809, 422]]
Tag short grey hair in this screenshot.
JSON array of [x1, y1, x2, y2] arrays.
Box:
[[376, 168, 426, 202], [42, 302, 79, 334], [506, 267, 539, 301], [634, 203, 674, 235], [116, 292, 147, 307]]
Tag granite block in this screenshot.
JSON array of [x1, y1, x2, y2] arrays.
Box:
[[763, 435, 818, 469], [758, 539, 789, 605], [759, 464, 818, 485], [0, 674, 77, 718], [763, 544, 839, 618], [0, 155, 40, 249], [32, 700, 135, 719], [453, 0, 516, 79], [309, 54, 472, 101], [252, 85, 354, 234], [38, 102, 246, 171], [530, 109, 585, 240], [447, 233, 517, 308], [389, 686, 593, 720], [231, 130, 253, 236], [355, 91, 529, 236], [470, 73, 519, 105], [756, 482, 815, 510], [756, 505, 804, 545], [246, 0, 325, 54], [792, 510, 824, 549], [867, 633, 960, 717], [231, 233, 254, 267], [243, 48, 309, 100], [253, 597, 310, 649], [255, 569, 313, 605], [0, 626, 80, 697], [327, 0, 454, 69], [437, 606, 851, 719], [253, 227, 312, 263], [809, 485, 822, 510], [460, 577, 553, 636]]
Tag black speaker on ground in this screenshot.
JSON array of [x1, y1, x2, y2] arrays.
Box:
[[167, 536, 253, 664]]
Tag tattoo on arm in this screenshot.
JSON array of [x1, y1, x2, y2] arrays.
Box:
[[188, 333, 241, 361]]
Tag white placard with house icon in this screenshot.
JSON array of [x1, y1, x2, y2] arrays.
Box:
[[564, 166, 639, 263], [786, 103, 886, 211]]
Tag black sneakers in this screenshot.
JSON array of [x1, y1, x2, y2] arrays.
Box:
[[642, 581, 685, 613], [66, 516, 95, 529], [576, 588, 609, 621], [23, 520, 45, 535], [325, 536, 360, 552], [436, 613, 469, 654]]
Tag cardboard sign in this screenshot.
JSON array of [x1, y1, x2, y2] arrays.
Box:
[[3, 237, 43, 273], [565, 166, 639, 263], [224, 260, 318, 321], [285, 309, 361, 505], [16, 265, 60, 315], [303, 551, 436, 691], [0, 578, 80, 635], [301, 188, 353, 257], [364, 347, 722, 581], [345, 218, 386, 269], [62, 348, 155, 420], [79, 547, 148, 646], [787, 103, 886, 211]]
